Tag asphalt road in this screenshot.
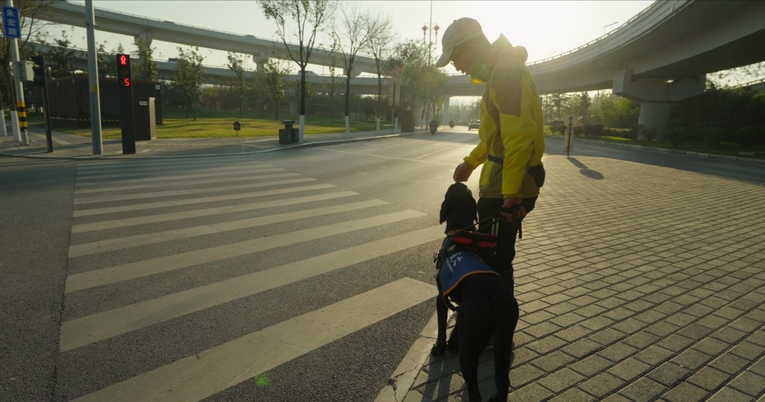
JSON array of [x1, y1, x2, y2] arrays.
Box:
[[1, 129, 763, 401]]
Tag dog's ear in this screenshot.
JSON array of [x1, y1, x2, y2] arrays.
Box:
[[439, 199, 449, 225]]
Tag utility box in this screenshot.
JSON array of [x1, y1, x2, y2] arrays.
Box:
[[400, 110, 414, 133], [135, 97, 157, 140]]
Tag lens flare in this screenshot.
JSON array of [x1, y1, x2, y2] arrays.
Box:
[[254, 373, 269, 388]]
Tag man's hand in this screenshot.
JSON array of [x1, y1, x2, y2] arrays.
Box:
[[499, 198, 526, 222], [453, 162, 474, 182]]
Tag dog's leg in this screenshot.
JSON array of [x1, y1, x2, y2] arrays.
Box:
[[431, 294, 448, 356], [488, 289, 519, 402], [447, 310, 459, 352], [458, 297, 493, 402]]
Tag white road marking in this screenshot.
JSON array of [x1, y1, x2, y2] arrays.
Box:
[[72, 183, 335, 217], [73, 177, 316, 204], [70, 278, 435, 402], [61, 225, 443, 351], [71, 191, 360, 233], [68, 199, 388, 257], [74, 172, 299, 195], [65, 210, 426, 293]]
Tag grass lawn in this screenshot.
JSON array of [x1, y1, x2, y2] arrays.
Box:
[[27, 109, 387, 140]]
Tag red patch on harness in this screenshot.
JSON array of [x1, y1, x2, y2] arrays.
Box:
[[451, 231, 498, 250]]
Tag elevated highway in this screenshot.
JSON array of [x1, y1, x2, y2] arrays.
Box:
[[47, 1, 376, 76], [43, 0, 765, 132]]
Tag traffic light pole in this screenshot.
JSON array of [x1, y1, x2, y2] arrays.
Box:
[[117, 54, 136, 155], [41, 74, 52, 152], [31, 56, 52, 152]]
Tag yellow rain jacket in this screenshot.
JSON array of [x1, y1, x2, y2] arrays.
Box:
[[463, 35, 545, 200]]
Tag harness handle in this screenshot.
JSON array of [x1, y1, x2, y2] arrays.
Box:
[[495, 205, 523, 240]]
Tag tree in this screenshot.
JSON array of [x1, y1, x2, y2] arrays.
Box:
[[38, 29, 78, 79], [331, 6, 375, 133], [385, 40, 448, 117], [174, 46, 205, 120], [598, 95, 640, 128], [366, 13, 393, 121], [96, 42, 124, 78], [133, 37, 158, 81], [1, 0, 57, 112], [256, 59, 289, 121], [226, 52, 249, 118], [578, 92, 591, 127], [325, 40, 341, 122], [257, 0, 336, 141]]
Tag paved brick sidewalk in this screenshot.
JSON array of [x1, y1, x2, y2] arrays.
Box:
[[380, 154, 765, 402]]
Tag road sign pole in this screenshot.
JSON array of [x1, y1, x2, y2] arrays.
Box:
[[85, 0, 103, 155], [565, 115, 574, 157], [6, 1, 27, 145]]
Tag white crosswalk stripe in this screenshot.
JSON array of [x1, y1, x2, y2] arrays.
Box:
[[62, 158, 442, 401]]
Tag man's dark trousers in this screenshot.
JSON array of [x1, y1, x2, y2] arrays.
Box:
[[476, 197, 537, 340]]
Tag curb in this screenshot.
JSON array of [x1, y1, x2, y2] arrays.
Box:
[[0, 131, 422, 160], [577, 137, 765, 166]]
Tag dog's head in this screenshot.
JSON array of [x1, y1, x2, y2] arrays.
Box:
[[439, 182, 477, 233]]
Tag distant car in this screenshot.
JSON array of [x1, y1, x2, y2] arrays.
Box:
[[468, 120, 480, 130]]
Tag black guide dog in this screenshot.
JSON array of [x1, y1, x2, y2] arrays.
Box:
[[433, 182, 516, 402]]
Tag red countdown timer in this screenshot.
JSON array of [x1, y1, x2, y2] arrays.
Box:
[[116, 53, 132, 88]]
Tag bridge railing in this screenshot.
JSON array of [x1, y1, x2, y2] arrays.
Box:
[[527, 0, 681, 66]]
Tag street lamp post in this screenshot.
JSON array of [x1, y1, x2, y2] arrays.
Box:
[[422, 0, 439, 127], [603, 21, 618, 36]]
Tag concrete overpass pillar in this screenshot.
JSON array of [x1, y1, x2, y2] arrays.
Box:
[[638, 102, 671, 136], [344, 66, 361, 78], [134, 31, 152, 46], [253, 52, 269, 72], [613, 69, 705, 137]]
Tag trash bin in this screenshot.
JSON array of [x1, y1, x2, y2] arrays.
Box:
[[279, 120, 298, 144]]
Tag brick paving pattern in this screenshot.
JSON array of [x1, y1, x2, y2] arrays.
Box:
[[406, 154, 765, 402]]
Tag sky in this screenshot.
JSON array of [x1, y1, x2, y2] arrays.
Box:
[[60, 0, 654, 75]]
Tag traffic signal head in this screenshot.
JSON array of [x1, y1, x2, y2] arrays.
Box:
[[30, 55, 45, 87], [117, 53, 131, 88]]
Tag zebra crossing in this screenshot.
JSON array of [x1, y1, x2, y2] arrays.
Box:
[[62, 157, 443, 401]]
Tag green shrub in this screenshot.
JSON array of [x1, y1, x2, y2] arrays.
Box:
[[667, 119, 690, 129], [584, 123, 605, 138], [665, 126, 689, 148], [549, 121, 566, 136], [642, 127, 658, 142], [700, 127, 726, 149], [735, 125, 765, 150]]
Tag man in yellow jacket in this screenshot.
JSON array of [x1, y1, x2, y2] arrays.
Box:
[[435, 17, 546, 342]]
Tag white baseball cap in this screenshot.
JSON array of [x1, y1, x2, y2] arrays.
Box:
[[435, 18, 484, 68]]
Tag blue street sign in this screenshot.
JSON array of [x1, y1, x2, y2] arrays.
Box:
[[3, 6, 21, 39]]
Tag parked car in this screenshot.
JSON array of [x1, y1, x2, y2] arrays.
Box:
[[468, 119, 480, 130]]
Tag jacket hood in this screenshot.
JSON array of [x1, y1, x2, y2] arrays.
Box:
[[472, 34, 528, 82]]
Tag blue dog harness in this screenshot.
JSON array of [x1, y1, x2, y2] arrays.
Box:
[[435, 234, 500, 309], [439, 249, 499, 297]]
